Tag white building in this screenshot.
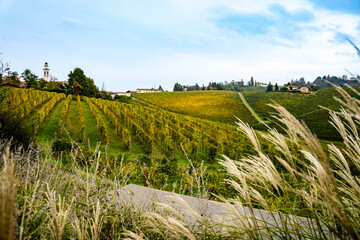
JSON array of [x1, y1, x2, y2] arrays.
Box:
[[107, 91, 131, 99], [43, 62, 50, 81], [136, 88, 162, 93]]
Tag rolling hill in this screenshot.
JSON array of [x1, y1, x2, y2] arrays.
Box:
[[134, 88, 360, 141]]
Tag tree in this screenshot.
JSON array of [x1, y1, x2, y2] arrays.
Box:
[[99, 90, 112, 100], [299, 77, 305, 85], [38, 78, 46, 88], [250, 76, 254, 86], [266, 82, 273, 92], [0, 53, 10, 84], [114, 95, 132, 103], [68, 68, 86, 94], [21, 69, 38, 88], [4, 71, 20, 86], [159, 85, 163, 91], [173, 83, 183, 91], [72, 81, 84, 95], [274, 83, 279, 91], [194, 83, 200, 91], [67, 68, 99, 97]]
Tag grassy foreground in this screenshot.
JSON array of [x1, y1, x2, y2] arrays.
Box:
[[0, 85, 360, 239]]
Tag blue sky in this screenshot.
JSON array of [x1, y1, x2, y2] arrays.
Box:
[[1, 0, 360, 91]]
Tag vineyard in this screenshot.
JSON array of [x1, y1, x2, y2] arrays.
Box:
[[2, 86, 354, 196], [133, 90, 258, 125], [0, 87, 262, 162], [134, 88, 360, 141]]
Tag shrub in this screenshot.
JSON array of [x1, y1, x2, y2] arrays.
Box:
[[0, 112, 32, 149], [52, 140, 72, 152]]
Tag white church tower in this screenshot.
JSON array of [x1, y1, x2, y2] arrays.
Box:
[[43, 62, 50, 81]]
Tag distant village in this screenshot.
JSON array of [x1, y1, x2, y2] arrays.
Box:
[[1, 62, 359, 99]]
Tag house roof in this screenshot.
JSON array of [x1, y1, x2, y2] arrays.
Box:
[[136, 88, 162, 91], [0, 83, 20, 88], [56, 81, 68, 85]]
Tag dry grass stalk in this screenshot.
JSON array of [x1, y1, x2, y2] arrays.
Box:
[[0, 145, 16, 240], [73, 216, 90, 240], [90, 200, 102, 240], [45, 184, 73, 240]]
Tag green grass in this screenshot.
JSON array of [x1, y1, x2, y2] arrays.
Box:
[[81, 100, 101, 150], [133, 91, 257, 125], [35, 99, 65, 143], [66, 99, 80, 142], [239, 86, 266, 92], [242, 88, 351, 140]]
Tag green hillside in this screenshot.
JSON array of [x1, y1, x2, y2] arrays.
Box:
[[242, 88, 360, 140], [133, 88, 360, 141]]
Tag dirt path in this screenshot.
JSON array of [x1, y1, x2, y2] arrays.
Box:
[[238, 92, 265, 124]]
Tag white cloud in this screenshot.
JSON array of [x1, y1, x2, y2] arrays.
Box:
[[2, 0, 360, 91]]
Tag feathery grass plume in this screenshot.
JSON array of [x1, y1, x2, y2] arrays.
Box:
[[45, 184, 73, 240], [181, 143, 208, 199], [141, 205, 197, 240], [73, 216, 90, 240], [0, 144, 16, 240], [122, 230, 145, 240], [218, 85, 360, 239], [90, 200, 102, 240]]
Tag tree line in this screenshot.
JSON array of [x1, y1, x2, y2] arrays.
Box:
[[0, 53, 112, 99]]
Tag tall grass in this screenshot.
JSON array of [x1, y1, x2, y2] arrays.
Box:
[[128, 85, 360, 239], [0, 144, 16, 240], [0, 136, 147, 239]]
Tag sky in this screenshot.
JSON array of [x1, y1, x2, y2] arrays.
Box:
[[1, 0, 360, 91]]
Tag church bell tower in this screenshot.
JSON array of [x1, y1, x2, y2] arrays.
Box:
[[43, 62, 50, 81]]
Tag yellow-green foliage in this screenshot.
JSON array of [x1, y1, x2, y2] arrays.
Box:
[[77, 95, 86, 142], [1, 88, 260, 160], [84, 97, 109, 145], [103, 99, 253, 159], [1, 88, 57, 118], [100, 100, 153, 152], [92, 98, 131, 150], [59, 94, 72, 128], [34, 93, 66, 133], [133, 91, 257, 124]]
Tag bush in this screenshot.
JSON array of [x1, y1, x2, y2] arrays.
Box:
[[52, 140, 72, 152], [0, 112, 32, 149], [157, 157, 177, 176], [138, 154, 152, 167], [114, 95, 132, 103]]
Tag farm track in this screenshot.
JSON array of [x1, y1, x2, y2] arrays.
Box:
[[238, 92, 265, 124]]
